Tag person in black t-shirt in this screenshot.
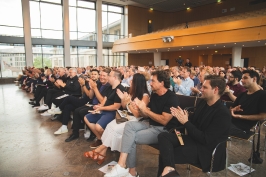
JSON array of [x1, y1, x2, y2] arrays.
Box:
[[230, 70, 266, 138], [84, 70, 126, 148], [104, 70, 180, 177], [184, 58, 192, 68]]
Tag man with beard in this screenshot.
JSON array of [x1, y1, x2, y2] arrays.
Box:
[[230, 70, 266, 138], [104, 70, 180, 177], [221, 70, 246, 102]]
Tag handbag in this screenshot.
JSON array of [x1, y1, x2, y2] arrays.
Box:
[[115, 110, 129, 124], [248, 122, 263, 164]]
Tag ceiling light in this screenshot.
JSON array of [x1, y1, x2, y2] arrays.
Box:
[[187, 7, 190, 10], [234, 43, 236, 44], [242, 45, 244, 46], [207, 47, 209, 48], [197, 46, 199, 47], [179, 49, 181, 50], [224, 46, 225, 47], [214, 44, 216, 46], [150, 8, 153, 11], [168, 48, 170, 49], [258, 41, 260, 42], [215, 51, 218, 53], [181, 47, 183, 48], [217, 0, 221, 3], [148, 20, 152, 24], [192, 48, 194, 49]]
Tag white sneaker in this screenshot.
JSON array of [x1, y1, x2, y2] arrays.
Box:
[[54, 126, 68, 135], [48, 107, 62, 114], [41, 111, 52, 116], [104, 164, 129, 177], [125, 172, 139, 177], [38, 104, 49, 111]]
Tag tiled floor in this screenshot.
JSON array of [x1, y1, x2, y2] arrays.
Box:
[[0, 83, 266, 177]]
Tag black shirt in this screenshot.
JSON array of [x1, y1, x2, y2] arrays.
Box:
[[185, 62, 192, 68], [104, 84, 126, 109], [232, 90, 266, 131], [148, 90, 180, 127]]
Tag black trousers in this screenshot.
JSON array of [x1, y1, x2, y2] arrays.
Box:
[[157, 132, 198, 177], [58, 96, 89, 125], [35, 88, 49, 104], [45, 89, 62, 108], [34, 86, 45, 99], [71, 105, 93, 136]]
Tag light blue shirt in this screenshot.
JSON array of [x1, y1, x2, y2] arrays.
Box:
[[174, 77, 194, 96], [121, 75, 133, 87]]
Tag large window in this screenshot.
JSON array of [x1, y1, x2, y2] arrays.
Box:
[[0, 0, 24, 37], [30, 0, 63, 39], [0, 43, 25, 78], [102, 4, 124, 42], [103, 49, 124, 67], [69, 0, 96, 40], [70, 46, 96, 67], [32, 45, 64, 68]]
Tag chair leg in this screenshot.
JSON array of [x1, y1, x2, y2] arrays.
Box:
[[187, 164, 191, 171], [249, 136, 255, 173]]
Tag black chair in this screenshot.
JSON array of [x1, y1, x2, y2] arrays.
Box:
[[187, 139, 230, 177]]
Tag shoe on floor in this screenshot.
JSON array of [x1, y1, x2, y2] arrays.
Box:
[[32, 104, 40, 108], [65, 134, 79, 142], [54, 126, 68, 135], [86, 133, 96, 142], [90, 139, 102, 148], [29, 101, 35, 105], [48, 107, 62, 114], [40, 111, 52, 116], [125, 172, 139, 177], [104, 164, 129, 177], [38, 104, 49, 111], [29, 98, 35, 101]]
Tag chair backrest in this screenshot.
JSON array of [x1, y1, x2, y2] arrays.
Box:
[[176, 95, 197, 109]]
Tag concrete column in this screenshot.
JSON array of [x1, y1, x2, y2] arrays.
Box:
[[154, 52, 161, 67], [21, 0, 33, 67], [62, 0, 70, 67], [232, 47, 242, 67], [96, 0, 103, 66]]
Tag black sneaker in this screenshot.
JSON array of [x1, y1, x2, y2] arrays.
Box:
[[90, 139, 102, 148], [86, 133, 96, 142], [65, 134, 79, 142], [29, 101, 35, 105], [30, 98, 35, 101]]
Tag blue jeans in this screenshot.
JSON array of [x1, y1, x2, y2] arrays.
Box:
[[85, 111, 116, 129]]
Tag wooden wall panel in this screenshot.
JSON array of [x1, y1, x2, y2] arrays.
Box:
[[242, 46, 266, 67], [212, 54, 231, 67], [128, 53, 154, 66]]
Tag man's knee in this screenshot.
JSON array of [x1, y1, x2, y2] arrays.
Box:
[[124, 121, 138, 131]]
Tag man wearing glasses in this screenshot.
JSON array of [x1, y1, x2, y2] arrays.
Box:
[[221, 70, 246, 102]]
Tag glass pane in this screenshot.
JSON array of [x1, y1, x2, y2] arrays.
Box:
[[40, 2, 62, 30], [107, 12, 122, 34], [0, 0, 23, 27], [0, 26, 24, 37], [70, 46, 78, 55], [69, 0, 76, 6], [31, 29, 42, 38], [41, 0, 61, 4], [102, 11, 107, 32], [77, 32, 95, 41], [0, 44, 25, 77], [102, 4, 107, 11], [70, 55, 78, 67], [77, 8, 95, 32], [30, 1, 41, 28], [69, 7, 77, 31], [77, 0, 95, 9], [41, 29, 63, 39], [42, 45, 64, 55], [70, 31, 78, 40], [108, 5, 123, 13], [50, 55, 64, 67], [78, 47, 96, 54]]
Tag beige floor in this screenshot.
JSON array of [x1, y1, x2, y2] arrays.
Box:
[[0, 83, 266, 177]]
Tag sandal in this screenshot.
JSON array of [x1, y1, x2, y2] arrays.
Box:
[[95, 153, 106, 165], [84, 150, 98, 159]]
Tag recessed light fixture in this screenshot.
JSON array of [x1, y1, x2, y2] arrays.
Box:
[[258, 41, 260, 42], [187, 7, 190, 10], [242, 45, 244, 46], [207, 47, 209, 48], [214, 44, 216, 46], [197, 46, 199, 47], [192, 48, 194, 49], [168, 48, 170, 49], [181, 47, 183, 48], [234, 43, 236, 44], [179, 49, 181, 50], [224, 46, 225, 47], [217, 0, 221, 3], [150, 8, 153, 11], [215, 51, 218, 53]]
